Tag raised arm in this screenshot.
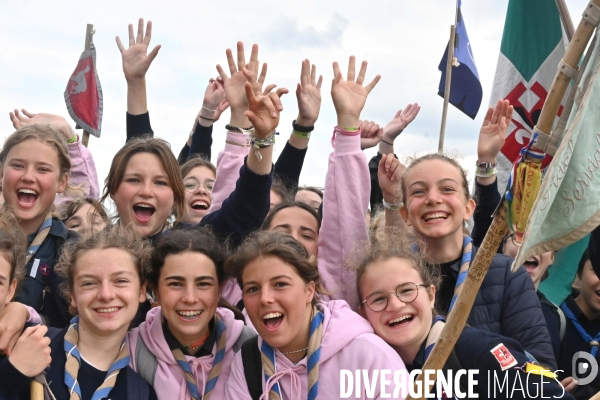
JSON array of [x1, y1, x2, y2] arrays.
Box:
[[178, 78, 229, 164], [377, 153, 407, 231], [274, 59, 323, 190], [201, 79, 288, 247], [318, 56, 380, 310], [116, 18, 161, 141], [9, 109, 99, 205], [369, 104, 420, 212], [471, 99, 513, 247], [210, 43, 267, 212]]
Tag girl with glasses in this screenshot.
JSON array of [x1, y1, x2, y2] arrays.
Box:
[[356, 237, 572, 399], [224, 231, 406, 399]]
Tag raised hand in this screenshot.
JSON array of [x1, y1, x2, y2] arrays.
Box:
[[331, 56, 381, 128], [10, 109, 73, 141], [296, 59, 323, 126], [378, 153, 405, 199], [213, 98, 230, 123], [203, 78, 226, 111], [8, 325, 51, 377], [359, 120, 384, 150], [478, 99, 513, 163], [243, 80, 288, 139], [216, 42, 267, 127], [383, 103, 421, 142], [116, 19, 161, 83]]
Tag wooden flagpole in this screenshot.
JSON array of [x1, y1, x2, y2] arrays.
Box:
[[556, 0, 575, 41], [81, 24, 94, 148], [438, 24, 456, 154], [406, 1, 600, 397]]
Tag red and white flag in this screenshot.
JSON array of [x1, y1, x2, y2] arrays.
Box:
[[64, 42, 103, 137]]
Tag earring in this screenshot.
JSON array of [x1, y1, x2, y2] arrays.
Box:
[[306, 300, 311, 307]]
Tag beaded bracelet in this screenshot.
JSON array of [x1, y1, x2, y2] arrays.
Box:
[[250, 131, 277, 161]]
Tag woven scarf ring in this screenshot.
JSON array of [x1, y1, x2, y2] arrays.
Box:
[[25, 210, 53, 263], [171, 315, 227, 400], [261, 308, 324, 400], [560, 302, 600, 357], [448, 236, 473, 312], [63, 316, 130, 400]]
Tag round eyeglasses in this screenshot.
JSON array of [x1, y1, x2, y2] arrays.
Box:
[[362, 282, 429, 312], [184, 178, 215, 193]]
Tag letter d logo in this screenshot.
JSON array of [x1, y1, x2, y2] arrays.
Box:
[[572, 351, 598, 386]]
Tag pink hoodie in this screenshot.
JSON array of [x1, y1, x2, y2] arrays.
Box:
[[317, 131, 369, 311], [127, 306, 249, 400], [211, 129, 369, 311], [54, 135, 100, 208], [225, 300, 407, 400]]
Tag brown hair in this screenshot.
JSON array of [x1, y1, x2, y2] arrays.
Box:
[[225, 231, 325, 305], [58, 197, 109, 224], [271, 175, 292, 204], [400, 153, 470, 203], [149, 226, 229, 289], [55, 225, 152, 315], [0, 125, 81, 196], [0, 208, 26, 285], [355, 233, 441, 303], [296, 186, 324, 200], [261, 201, 322, 232], [99, 137, 185, 226], [180, 155, 216, 180]]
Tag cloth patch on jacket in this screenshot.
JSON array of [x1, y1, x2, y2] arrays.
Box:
[[491, 343, 518, 370]]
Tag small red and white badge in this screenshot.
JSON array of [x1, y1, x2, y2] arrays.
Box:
[[490, 343, 518, 371]]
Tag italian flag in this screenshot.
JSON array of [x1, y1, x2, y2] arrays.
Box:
[[490, 0, 569, 191]]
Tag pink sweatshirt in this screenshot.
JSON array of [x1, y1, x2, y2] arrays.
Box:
[[317, 131, 370, 310], [225, 300, 406, 400], [127, 306, 249, 400], [210, 131, 250, 213], [54, 135, 100, 208]]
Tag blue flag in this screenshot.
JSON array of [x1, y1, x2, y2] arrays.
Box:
[[438, 0, 482, 119]]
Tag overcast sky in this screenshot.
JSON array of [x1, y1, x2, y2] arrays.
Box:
[[0, 0, 590, 193]]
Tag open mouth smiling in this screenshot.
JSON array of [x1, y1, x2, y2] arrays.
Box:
[[133, 203, 156, 222]]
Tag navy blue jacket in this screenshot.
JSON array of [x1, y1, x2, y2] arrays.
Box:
[[557, 295, 600, 400], [436, 247, 557, 370], [407, 327, 572, 399], [0, 327, 156, 400], [14, 218, 78, 328]]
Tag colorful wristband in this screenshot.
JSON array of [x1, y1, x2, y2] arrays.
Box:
[[67, 133, 78, 144]]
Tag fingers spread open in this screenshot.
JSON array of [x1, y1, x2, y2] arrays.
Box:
[[482, 106, 493, 126], [356, 60, 368, 85], [236, 41, 246, 73], [263, 84, 277, 95], [147, 45, 161, 62], [301, 60, 309, 87], [21, 109, 34, 118], [261, 95, 278, 118], [226, 48, 237, 75], [310, 63, 317, 86], [244, 81, 257, 106], [316, 75, 323, 91], [116, 36, 125, 53], [332, 62, 341, 79], [258, 63, 268, 86], [249, 43, 259, 70], [364, 74, 381, 94], [347, 56, 356, 82], [128, 23, 135, 47], [136, 18, 144, 45], [144, 20, 153, 45]]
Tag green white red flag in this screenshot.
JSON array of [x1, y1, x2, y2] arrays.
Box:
[[490, 0, 569, 190]]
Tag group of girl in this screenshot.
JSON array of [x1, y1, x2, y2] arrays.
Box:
[[0, 18, 579, 400]]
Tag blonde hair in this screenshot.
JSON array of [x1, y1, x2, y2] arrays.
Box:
[[0, 124, 83, 196]]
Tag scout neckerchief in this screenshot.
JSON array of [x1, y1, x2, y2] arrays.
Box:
[[64, 316, 130, 400], [449, 236, 473, 311], [25, 210, 53, 263], [560, 302, 600, 357], [261, 307, 324, 400], [171, 315, 227, 400]]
